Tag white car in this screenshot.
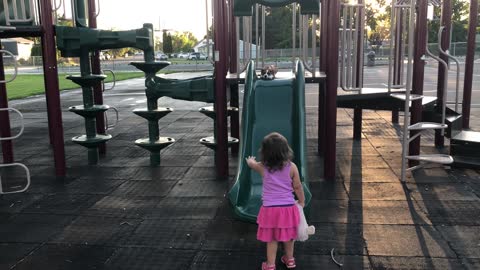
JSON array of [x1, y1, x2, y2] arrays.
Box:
[[155, 52, 168, 60], [188, 52, 207, 60], [178, 52, 190, 59]]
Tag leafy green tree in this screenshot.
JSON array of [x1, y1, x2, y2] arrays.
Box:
[[171, 31, 198, 52], [427, 1, 469, 43], [163, 32, 173, 53], [264, 6, 294, 49]]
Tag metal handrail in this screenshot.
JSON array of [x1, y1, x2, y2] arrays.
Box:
[[426, 32, 448, 136], [438, 26, 461, 113], [399, 0, 416, 182], [0, 50, 18, 84], [105, 106, 119, 130], [101, 69, 116, 91], [0, 163, 31, 194], [95, 0, 100, 18], [0, 108, 25, 141]]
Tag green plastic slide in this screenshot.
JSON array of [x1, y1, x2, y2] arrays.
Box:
[[228, 61, 312, 223]]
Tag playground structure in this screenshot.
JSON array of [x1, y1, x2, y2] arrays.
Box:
[[0, 0, 478, 203]]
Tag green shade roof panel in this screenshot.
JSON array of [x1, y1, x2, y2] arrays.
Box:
[[234, 0, 319, 16]]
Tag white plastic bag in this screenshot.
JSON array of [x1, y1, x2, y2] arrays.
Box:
[[296, 202, 315, 241]]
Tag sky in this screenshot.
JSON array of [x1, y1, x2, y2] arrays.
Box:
[[95, 0, 212, 40]]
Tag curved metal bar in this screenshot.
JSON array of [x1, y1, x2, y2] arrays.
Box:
[[425, 32, 448, 136], [292, 3, 296, 70], [0, 163, 31, 194], [206, 0, 214, 65], [105, 106, 119, 130], [52, 0, 62, 11], [0, 108, 24, 141], [0, 50, 18, 84], [261, 5, 265, 67], [387, 4, 398, 93], [399, 0, 416, 183], [101, 69, 116, 91], [438, 26, 461, 112], [95, 0, 100, 18]]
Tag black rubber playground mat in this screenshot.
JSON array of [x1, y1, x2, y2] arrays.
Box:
[[110, 180, 178, 198], [0, 214, 74, 243], [161, 145, 207, 156], [21, 193, 101, 215], [82, 196, 158, 219], [130, 166, 189, 181], [11, 244, 116, 270], [0, 193, 44, 215], [201, 219, 263, 252], [60, 178, 126, 195], [104, 247, 196, 270], [51, 216, 141, 246], [0, 243, 39, 270], [190, 250, 263, 270], [146, 197, 222, 220], [182, 167, 219, 180], [294, 223, 367, 256], [418, 200, 480, 226], [121, 219, 210, 249], [168, 180, 227, 197]]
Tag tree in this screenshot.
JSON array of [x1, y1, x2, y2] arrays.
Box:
[[163, 32, 173, 53], [171, 31, 198, 52], [264, 6, 294, 49], [365, 0, 390, 49], [427, 0, 469, 43]]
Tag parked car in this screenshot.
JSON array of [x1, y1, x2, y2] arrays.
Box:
[[155, 52, 168, 61], [187, 52, 207, 60], [178, 52, 190, 59]]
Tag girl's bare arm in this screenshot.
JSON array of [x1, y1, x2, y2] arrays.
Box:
[[246, 156, 264, 176], [291, 163, 305, 207]]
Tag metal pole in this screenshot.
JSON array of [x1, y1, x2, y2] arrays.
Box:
[[0, 44, 14, 164], [318, 0, 327, 154], [256, 4, 259, 68], [88, 0, 106, 155], [435, 0, 451, 147], [292, 3, 296, 70], [261, 5, 265, 67], [353, 0, 364, 140], [214, 0, 229, 179], [461, 0, 478, 129], [229, 0, 239, 156], [325, 0, 340, 180], [39, 0, 66, 177], [409, 0, 428, 167]]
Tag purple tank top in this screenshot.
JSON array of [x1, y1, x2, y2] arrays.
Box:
[[262, 162, 295, 206]]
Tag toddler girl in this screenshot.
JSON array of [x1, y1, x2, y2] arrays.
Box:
[[246, 132, 305, 270]]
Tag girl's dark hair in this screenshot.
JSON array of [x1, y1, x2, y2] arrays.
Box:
[[260, 132, 293, 171]]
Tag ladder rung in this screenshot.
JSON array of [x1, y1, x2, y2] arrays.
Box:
[[406, 154, 454, 164], [391, 93, 424, 101], [408, 122, 448, 131]]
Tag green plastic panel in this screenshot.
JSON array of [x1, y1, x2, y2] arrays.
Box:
[[234, 0, 319, 16], [146, 76, 215, 103], [55, 25, 154, 57], [228, 61, 312, 223], [0, 0, 35, 26]]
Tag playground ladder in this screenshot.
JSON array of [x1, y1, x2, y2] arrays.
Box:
[[391, 0, 453, 182], [0, 50, 31, 194]]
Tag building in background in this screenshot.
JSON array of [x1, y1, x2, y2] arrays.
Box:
[[1, 37, 34, 61]]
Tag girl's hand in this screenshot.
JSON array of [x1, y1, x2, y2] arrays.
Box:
[[299, 201, 305, 208], [245, 156, 257, 167]]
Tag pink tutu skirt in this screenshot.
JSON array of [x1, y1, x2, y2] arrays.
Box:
[[257, 205, 300, 242]]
